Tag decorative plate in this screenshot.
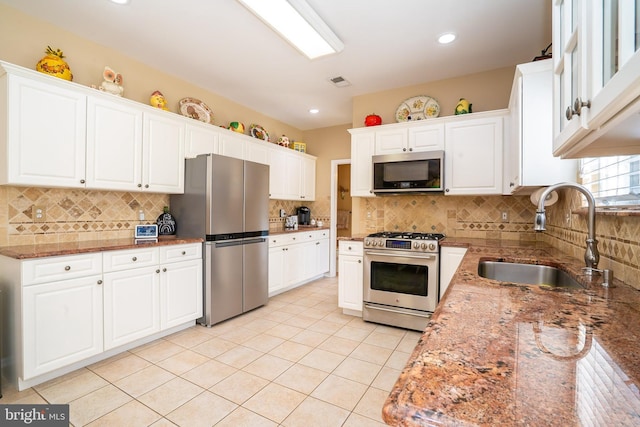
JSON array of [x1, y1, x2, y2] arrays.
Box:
[[250, 124, 269, 141], [179, 97, 213, 124], [395, 95, 440, 122]]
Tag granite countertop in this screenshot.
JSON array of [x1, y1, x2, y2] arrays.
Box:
[[0, 236, 204, 259], [270, 225, 330, 236], [383, 238, 640, 426]]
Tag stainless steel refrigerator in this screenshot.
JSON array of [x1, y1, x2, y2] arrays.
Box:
[[170, 154, 269, 326]]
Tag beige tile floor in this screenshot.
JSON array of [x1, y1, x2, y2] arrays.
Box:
[[1, 276, 422, 426]]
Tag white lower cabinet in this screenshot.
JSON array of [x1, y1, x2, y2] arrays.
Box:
[[1, 242, 202, 390], [103, 265, 160, 350], [338, 241, 363, 313], [22, 274, 103, 380], [268, 230, 329, 296], [439, 246, 468, 299]]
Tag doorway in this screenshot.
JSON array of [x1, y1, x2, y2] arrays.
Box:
[[329, 158, 351, 276]]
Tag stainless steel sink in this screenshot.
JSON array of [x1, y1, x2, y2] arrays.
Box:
[[478, 260, 583, 289]]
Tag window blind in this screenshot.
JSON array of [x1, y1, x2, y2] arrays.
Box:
[[580, 155, 640, 206]]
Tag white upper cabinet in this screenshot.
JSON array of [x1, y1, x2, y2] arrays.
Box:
[[268, 147, 316, 201], [185, 121, 219, 158], [504, 60, 577, 193], [374, 123, 444, 155], [217, 131, 246, 160], [553, 0, 640, 157], [349, 129, 375, 197], [86, 95, 143, 191], [143, 111, 185, 193], [0, 71, 87, 188], [444, 113, 505, 195]]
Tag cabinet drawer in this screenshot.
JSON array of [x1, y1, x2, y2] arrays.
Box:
[[160, 243, 202, 263], [22, 253, 103, 286], [103, 247, 159, 272], [338, 240, 363, 255], [301, 229, 329, 241], [268, 233, 300, 247]]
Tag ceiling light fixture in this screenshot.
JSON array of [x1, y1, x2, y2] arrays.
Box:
[[437, 32, 456, 44], [309, 108, 320, 114], [109, 0, 130, 4], [236, 0, 344, 59]]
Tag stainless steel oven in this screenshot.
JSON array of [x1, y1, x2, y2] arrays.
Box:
[[363, 232, 443, 331]]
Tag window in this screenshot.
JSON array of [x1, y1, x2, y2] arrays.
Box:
[[580, 155, 640, 206]]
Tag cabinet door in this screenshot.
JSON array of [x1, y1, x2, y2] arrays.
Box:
[[315, 235, 330, 276], [143, 111, 185, 193], [22, 276, 103, 379], [350, 132, 375, 197], [160, 259, 203, 329], [409, 123, 445, 152], [218, 132, 246, 160], [375, 128, 408, 154], [4, 74, 86, 188], [103, 266, 160, 350], [444, 116, 503, 195], [552, 0, 589, 153], [268, 148, 289, 199], [86, 95, 143, 191], [301, 240, 317, 281], [268, 245, 286, 295], [301, 156, 316, 201], [245, 141, 270, 165], [338, 255, 363, 311], [185, 123, 219, 158], [284, 243, 304, 287], [439, 247, 467, 299]]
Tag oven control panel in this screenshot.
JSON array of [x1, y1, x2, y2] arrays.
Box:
[[364, 238, 439, 252]]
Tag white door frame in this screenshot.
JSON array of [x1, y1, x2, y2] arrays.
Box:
[[329, 158, 351, 277]]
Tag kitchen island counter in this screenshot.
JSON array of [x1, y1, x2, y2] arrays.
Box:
[[0, 236, 203, 259], [383, 238, 640, 426]]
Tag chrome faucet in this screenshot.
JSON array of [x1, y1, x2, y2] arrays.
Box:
[[534, 182, 600, 274]]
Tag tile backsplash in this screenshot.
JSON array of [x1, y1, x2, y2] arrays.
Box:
[[355, 191, 640, 289]]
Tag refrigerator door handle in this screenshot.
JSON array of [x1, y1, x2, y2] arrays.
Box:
[[243, 238, 267, 245], [214, 240, 245, 248]]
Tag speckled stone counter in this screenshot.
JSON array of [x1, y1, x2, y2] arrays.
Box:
[[269, 225, 330, 236], [0, 236, 203, 259], [383, 238, 640, 426]]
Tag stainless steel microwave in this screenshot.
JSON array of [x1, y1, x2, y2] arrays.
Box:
[[372, 150, 444, 193]]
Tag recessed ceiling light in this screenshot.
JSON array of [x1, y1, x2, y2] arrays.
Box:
[[309, 108, 320, 114], [109, 0, 130, 4], [438, 33, 456, 44]]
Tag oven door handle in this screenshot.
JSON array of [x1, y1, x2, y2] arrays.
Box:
[[365, 251, 436, 260], [364, 303, 432, 318]]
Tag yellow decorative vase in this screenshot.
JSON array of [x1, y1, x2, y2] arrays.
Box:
[[36, 46, 73, 81]]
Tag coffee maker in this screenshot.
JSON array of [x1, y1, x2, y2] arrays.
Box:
[[297, 206, 311, 225]]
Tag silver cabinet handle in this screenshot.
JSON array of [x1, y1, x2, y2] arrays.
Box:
[[566, 105, 575, 120], [132, 257, 137, 261], [97, 279, 103, 285], [402, 148, 407, 151], [137, 183, 142, 188], [64, 265, 71, 271], [80, 179, 86, 184], [156, 269, 160, 273], [182, 251, 186, 255], [358, 260, 362, 263], [163, 268, 167, 272]]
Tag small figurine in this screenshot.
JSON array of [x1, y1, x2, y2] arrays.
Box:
[[229, 122, 245, 133], [150, 90, 169, 110], [277, 135, 290, 147], [99, 66, 124, 96], [36, 46, 73, 81], [455, 98, 472, 115]]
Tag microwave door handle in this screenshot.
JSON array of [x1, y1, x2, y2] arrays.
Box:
[[365, 251, 436, 260]]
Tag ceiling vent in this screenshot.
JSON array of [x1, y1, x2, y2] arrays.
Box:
[[329, 76, 351, 87]]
